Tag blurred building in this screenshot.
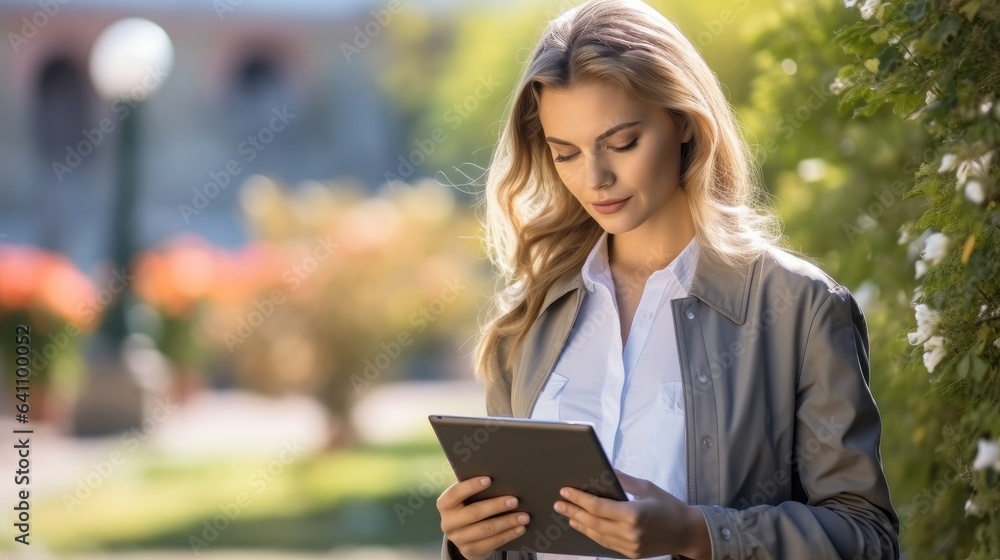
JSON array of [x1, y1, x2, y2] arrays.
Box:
[[0, 0, 437, 272]]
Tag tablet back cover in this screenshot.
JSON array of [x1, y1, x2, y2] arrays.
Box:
[[429, 414, 629, 558]]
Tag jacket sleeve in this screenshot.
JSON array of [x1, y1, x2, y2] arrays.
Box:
[[692, 287, 900, 560]]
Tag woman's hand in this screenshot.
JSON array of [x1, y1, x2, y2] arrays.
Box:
[[437, 476, 531, 560], [553, 468, 712, 559]]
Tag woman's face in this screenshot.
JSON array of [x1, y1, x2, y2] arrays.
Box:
[[537, 79, 692, 234]]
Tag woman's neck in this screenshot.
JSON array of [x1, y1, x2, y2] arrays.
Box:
[[607, 187, 696, 276]]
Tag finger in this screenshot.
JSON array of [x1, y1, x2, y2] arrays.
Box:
[[437, 476, 492, 511], [554, 498, 621, 536], [562, 512, 635, 557], [559, 486, 631, 520], [459, 522, 528, 560], [613, 469, 650, 498], [441, 494, 520, 534], [450, 510, 529, 549]]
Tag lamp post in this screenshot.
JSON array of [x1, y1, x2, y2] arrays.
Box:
[[73, 18, 174, 436]]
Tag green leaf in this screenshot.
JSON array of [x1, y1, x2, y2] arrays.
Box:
[[969, 354, 989, 382], [959, 0, 981, 21], [871, 28, 891, 44], [956, 351, 971, 378], [922, 15, 964, 52]]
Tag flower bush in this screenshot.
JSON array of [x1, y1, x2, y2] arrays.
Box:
[[834, 0, 1000, 554]]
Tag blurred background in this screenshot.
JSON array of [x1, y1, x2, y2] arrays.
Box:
[[0, 0, 978, 557]]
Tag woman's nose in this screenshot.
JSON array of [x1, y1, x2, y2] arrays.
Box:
[[584, 154, 615, 190]]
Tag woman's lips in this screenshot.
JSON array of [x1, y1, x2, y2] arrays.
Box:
[[592, 196, 631, 214]]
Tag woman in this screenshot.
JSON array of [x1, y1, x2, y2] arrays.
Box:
[[436, 0, 899, 559]]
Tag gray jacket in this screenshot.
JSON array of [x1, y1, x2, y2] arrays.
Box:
[[442, 246, 900, 560]]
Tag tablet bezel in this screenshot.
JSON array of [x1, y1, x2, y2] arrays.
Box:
[[429, 414, 630, 558]]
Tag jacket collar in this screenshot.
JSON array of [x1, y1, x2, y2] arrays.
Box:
[[539, 244, 758, 325]]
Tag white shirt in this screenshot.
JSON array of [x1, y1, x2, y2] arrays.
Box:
[[530, 230, 699, 560]]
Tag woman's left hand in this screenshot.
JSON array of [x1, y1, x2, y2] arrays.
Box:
[[553, 468, 711, 559]]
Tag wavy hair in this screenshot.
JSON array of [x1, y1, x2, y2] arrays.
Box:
[[472, 0, 784, 390]]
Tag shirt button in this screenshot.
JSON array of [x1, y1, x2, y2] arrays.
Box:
[[712, 504, 724, 513], [685, 309, 695, 319], [701, 436, 714, 448], [721, 528, 732, 540], [642, 311, 652, 320], [697, 371, 708, 383]]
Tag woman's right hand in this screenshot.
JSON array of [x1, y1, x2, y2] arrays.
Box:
[[437, 476, 531, 560]]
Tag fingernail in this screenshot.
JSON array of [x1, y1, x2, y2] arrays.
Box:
[[515, 526, 525, 534], [560, 488, 570, 498], [518, 514, 529, 524], [505, 497, 517, 507], [481, 477, 490, 486]]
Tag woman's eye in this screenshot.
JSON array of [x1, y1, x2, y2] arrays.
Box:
[[609, 138, 639, 152], [552, 138, 638, 163]]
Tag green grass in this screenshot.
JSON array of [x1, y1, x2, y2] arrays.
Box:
[[39, 437, 453, 552]]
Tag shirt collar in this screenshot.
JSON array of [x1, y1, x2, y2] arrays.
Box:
[[540, 234, 756, 325], [581, 230, 701, 295]]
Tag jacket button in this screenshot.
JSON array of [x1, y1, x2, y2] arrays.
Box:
[[697, 371, 708, 383], [712, 504, 724, 513], [721, 527, 732, 540], [685, 309, 695, 319], [701, 436, 714, 448], [642, 311, 652, 320]]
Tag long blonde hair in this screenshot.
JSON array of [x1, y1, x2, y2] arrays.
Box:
[[473, 0, 783, 390]]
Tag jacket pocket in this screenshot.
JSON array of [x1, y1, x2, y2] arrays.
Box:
[[529, 372, 568, 421], [641, 380, 687, 499]]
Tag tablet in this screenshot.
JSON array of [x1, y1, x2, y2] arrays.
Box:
[[429, 414, 630, 558]]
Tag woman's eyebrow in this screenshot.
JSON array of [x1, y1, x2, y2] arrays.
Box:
[[545, 120, 642, 146]]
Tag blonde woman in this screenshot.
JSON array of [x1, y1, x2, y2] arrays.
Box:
[[436, 0, 899, 558]]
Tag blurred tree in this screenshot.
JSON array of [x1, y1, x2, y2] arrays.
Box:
[[203, 177, 489, 446]]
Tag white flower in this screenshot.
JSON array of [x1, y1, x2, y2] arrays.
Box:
[[844, 0, 858, 6], [972, 438, 1000, 471], [908, 303, 940, 345], [925, 90, 938, 106], [938, 153, 958, 173], [898, 229, 910, 245], [921, 232, 949, 266], [923, 335, 946, 373], [914, 259, 928, 279], [965, 497, 986, 517], [860, 0, 880, 19], [829, 76, 851, 95], [981, 100, 995, 115], [964, 180, 985, 204], [956, 151, 994, 186], [994, 337, 1000, 349]]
